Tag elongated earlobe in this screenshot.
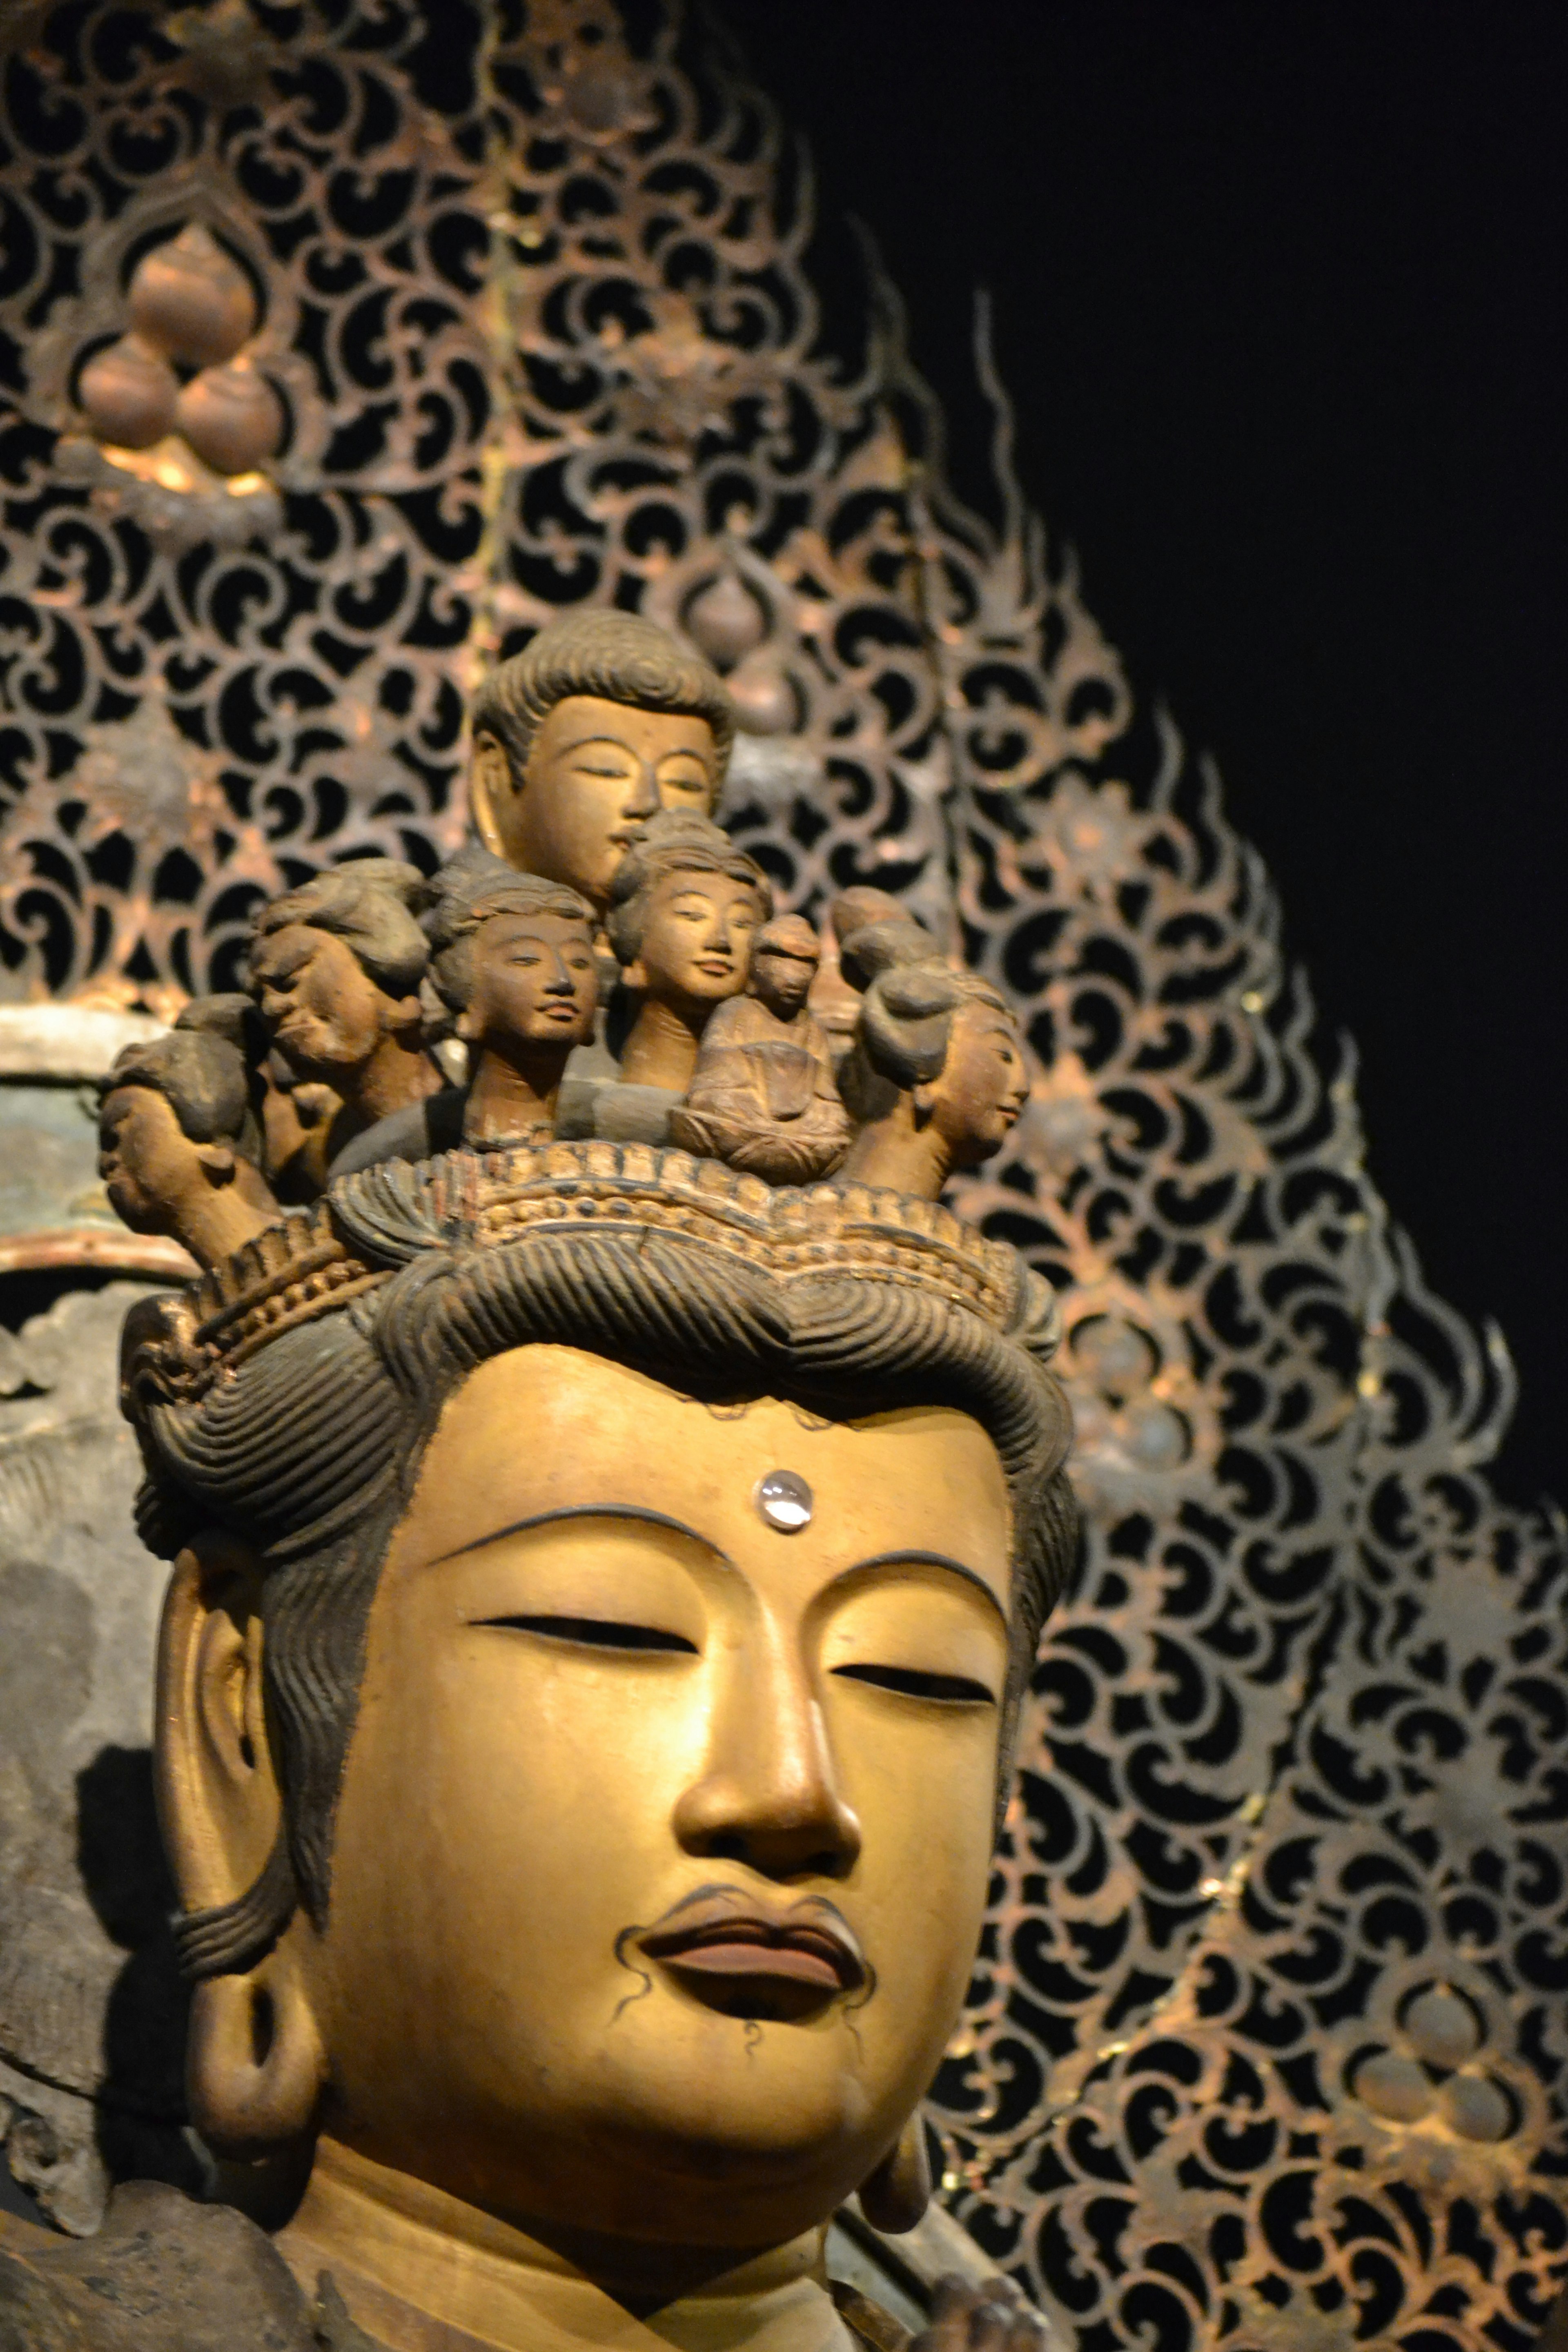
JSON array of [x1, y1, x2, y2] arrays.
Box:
[[156, 1533, 327, 2158], [187, 1935, 325, 2158], [469, 735, 514, 859], [856, 2107, 932, 2234]]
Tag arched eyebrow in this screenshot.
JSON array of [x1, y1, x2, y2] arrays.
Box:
[[843, 1550, 1010, 1629], [428, 1501, 734, 1570], [556, 732, 639, 757]]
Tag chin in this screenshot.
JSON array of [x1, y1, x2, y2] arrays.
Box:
[[570, 2084, 882, 2248], [580, 2005, 881, 2185], [105, 1181, 156, 1231]]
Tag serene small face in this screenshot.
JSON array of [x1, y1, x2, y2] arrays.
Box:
[[311, 1346, 1012, 2247], [97, 1085, 200, 1231], [249, 924, 393, 1085], [630, 872, 763, 1011], [753, 944, 817, 1020], [460, 911, 598, 1058], [927, 1000, 1029, 1165], [479, 696, 720, 909]]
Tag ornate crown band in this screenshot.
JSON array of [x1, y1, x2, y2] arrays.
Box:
[[136, 1141, 1039, 1405]]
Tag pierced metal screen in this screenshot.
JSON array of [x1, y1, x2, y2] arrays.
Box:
[[1, 4, 1563, 2344]]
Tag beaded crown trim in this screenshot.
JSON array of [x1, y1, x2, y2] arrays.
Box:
[[141, 1142, 1032, 1401]]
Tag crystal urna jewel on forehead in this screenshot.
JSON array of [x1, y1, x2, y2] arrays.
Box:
[[755, 1469, 814, 1532]]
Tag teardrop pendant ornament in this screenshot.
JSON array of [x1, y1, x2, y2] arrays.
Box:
[[129, 224, 257, 370]]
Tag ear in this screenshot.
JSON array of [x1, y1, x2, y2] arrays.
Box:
[[911, 1080, 938, 1129], [468, 733, 514, 859], [156, 1530, 279, 1907], [454, 1004, 481, 1044], [156, 1534, 325, 2156], [856, 2107, 932, 2234], [620, 956, 648, 993], [384, 989, 427, 1038], [194, 1140, 237, 1189]]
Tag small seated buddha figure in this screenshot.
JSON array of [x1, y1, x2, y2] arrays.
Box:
[[247, 860, 443, 1190], [3, 1140, 1073, 2348], [96, 1026, 280, 1270], [566, 809, 770, 1145], [468, 609, 735, 917], [842, 961, 1030, 1202], [669, 913, 851, 1184]]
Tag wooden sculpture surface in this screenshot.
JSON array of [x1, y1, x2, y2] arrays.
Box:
[[3, 621, 1069, 2352]]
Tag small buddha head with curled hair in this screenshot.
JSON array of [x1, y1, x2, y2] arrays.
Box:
[[468, 609, 736, 910]]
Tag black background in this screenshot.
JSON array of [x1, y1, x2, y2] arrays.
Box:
[[718, 0, 1568, 1509]]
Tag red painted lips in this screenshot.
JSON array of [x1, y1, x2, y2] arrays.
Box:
[[637, 1890, 865, 2019]]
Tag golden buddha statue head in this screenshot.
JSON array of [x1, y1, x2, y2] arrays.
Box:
[[468, 611, 736, 911], [122, 1143, 1074, 2316]]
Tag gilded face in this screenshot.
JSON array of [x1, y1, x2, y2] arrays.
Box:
[[98, 1084, 199, 1231], [927, 1000, 1029, 1165], [249, 924, 399, 1085], [475, 695, 719, 909], [309, 1345, 1011, 2246], [459, 910, 598, 1057], [629, 872, 762, 1011]]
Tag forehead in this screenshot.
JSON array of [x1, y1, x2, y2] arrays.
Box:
[[650, 866, 756, 908], [250, 920, 333, 976], [100, 1081, 175, 1125], [957, 995, 1018, 1040], [383, 1344, 1011, 1618], [474, 909, 592, 950], [532, 694, 716, 766]]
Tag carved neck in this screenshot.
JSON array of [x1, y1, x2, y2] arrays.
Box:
[[841, 1089, 951, 1201], [618, 995, 709, 1092], [179, 1160, 281, 1272], [276, 2138, 854, 2352], [355, 1033, 442, 1128], [462, 1045, 564, 1146]]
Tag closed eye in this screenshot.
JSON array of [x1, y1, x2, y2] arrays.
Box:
[[474, 1613, 697, 1654], [831, 1664, 997, 1705]]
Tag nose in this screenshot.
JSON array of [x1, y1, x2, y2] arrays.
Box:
[[622, 757, 660, 821], [542, 948, 575, 996], [673, 1621, 861, 1882]]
